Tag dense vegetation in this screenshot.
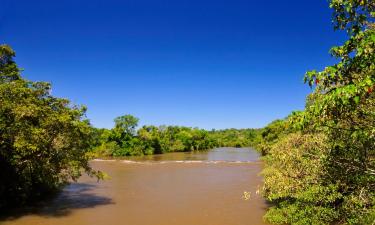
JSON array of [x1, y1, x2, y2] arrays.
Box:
[[0, 45, 103, 209], [260, 1, 375, 224], [89, 114, 261, 157]]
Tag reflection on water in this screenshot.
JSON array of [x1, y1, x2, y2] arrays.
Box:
[[1, 148, 269, 225]]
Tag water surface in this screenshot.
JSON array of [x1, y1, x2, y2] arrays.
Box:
[[1, 148, 269, 225]]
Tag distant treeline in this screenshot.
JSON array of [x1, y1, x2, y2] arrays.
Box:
[[88, 114, 262, 158]]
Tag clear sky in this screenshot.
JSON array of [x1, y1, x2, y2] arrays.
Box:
[[1, 0, 346, 130]]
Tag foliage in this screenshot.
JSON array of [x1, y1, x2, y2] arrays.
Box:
[[261, 1, 375, 224], [262, 133, 341, 225], [209, 128, 262, 148], [89, 121, 262, 157], [257, 119, 290, 155], [113, 115, 139, 137], [0, 45, 103, 209]]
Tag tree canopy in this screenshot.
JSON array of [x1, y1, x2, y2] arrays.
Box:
[[0, 45, 103, 209], [261, 0, 375, 224]]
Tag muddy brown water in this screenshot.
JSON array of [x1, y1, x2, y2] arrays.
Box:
[[1, 148, 269, 225]]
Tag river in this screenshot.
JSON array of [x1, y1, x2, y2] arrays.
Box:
[[1, 148, 269, 225]]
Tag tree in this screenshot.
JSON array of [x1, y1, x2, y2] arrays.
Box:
[[303, 1, 374, 223], [262, 1, 375, 224], [0, 45, 20, 82], [0, 45, 102, 208], [111, 114, 139, 154], [113, 114, 139, 136], [138, 125, 162, 154]]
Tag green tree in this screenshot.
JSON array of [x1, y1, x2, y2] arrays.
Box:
[[262, 1, 375, 224], [0, 45, 102, 208], [303, 1, 374, 223], [138, 125, 162, 154], [0, 45, 20, 82], [110, 114, 139, 156], [113, 114, 139, 137]]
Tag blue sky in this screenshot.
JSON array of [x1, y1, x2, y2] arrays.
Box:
[[1, 0, 346, 129]]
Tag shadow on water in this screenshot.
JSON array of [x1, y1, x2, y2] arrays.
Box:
[[0, 183, 114, 221]]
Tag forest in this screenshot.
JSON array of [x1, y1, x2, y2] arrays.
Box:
[[0, 0, 374, 224], [89, 114, 261, 158]]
